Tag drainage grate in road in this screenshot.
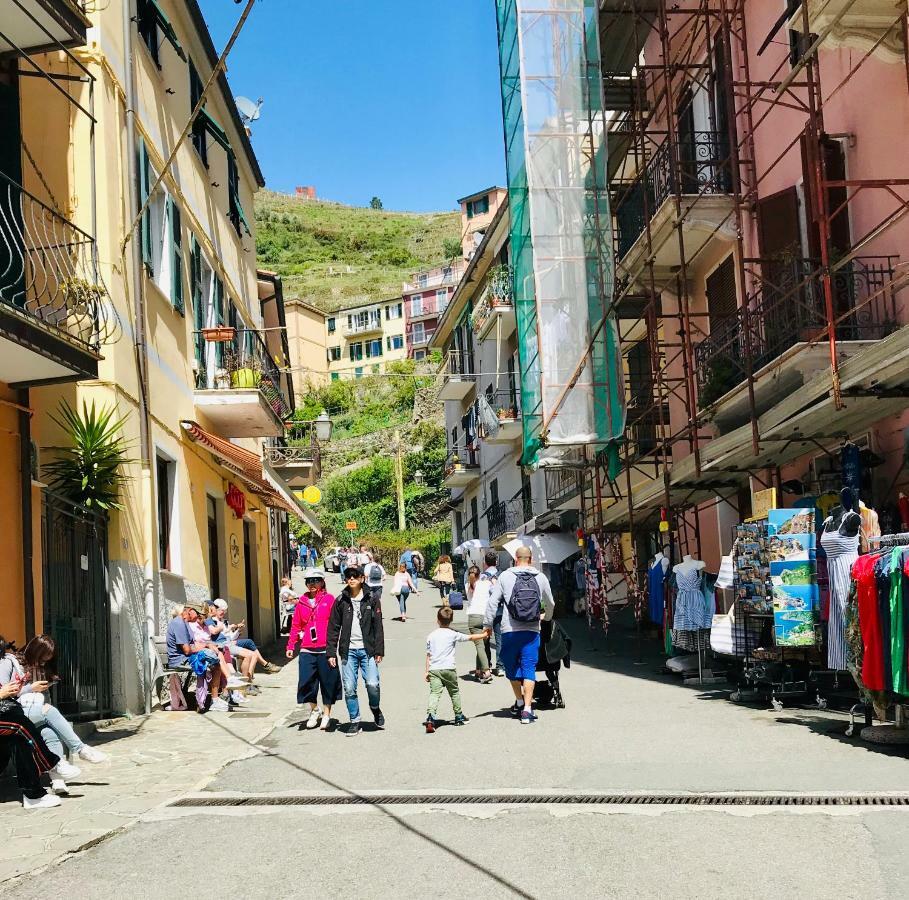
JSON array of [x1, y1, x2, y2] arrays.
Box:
[[170, 793, 909, 809]]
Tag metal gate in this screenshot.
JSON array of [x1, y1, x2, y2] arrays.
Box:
[[42, 490, 112, 721]]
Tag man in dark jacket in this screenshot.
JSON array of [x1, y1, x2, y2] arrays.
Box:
[[327, 565, 385, 736]]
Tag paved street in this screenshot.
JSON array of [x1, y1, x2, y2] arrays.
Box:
[[2, 571, 908, 898]]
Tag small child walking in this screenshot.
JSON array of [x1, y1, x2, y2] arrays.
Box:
[[424, 607, 489, 733]]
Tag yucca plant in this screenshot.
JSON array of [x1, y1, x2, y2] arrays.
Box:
[[44, 400, 132, 510]]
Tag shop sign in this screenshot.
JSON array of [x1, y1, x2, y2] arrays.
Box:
[[750, 487, 777, 522], [226, 483, 246, 519], [345, 521, 357, 531]]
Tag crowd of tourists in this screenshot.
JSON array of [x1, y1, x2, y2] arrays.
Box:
[[282, 544, 566, 736]]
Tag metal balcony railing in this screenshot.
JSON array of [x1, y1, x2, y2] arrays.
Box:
[[409, 330, 434, 348], [344, 313, 383, 335], [194, 327, 291, 420], [0, 170, 105, 352], [438, 349, 476, 381], [613, 132, 732, 259], [479, 389, 520, 438], [694, 256, 900, 407], [487, 498, 527, 540], [444, 448, 479, 478], [265, 445, 317, 465], [545, 467, 581, 507], [404, 266, 464, 292], [471, 265, 513, 335]]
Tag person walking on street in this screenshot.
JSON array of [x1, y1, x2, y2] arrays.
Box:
[[400, 548, 419, 591], [364, 552, 387, 603], [432, 555, 455, 605], [480, 551, 505, 676], [298, 542, 309, 571], [412, 550, 425, 590], [327, 565, 385, 737], [391, 563, 417, 621], [465, 564, 493, 683], [288, 538, 298, 574], [485, 546, 555, 724], [308, 546, 318, 568], [286, 569, 341, 731], [424, 607, 490, 733]]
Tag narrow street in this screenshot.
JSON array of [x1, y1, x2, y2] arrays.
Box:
[[3, 572, 907, 899]]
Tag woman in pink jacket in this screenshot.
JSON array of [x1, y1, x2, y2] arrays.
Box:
[[285, 569, 341, 730]]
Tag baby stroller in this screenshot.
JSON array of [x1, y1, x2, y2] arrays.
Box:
[[533, 619, 571, 709]]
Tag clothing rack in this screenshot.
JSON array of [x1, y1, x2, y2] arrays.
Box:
[[867, 532, 909, 548]]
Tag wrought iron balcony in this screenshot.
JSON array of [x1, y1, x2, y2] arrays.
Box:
[[545, 467, 581, 508], [487, 498, 527, 541], [0, 171, 104, 355], [437, 349, 477, 401], [479, 388, 521, 443], [471, 265, 514, 338], [694, 256, 900, 408], [265, 445, 317, 465], [193, 327, 291, 437], [443, 448, 480, 487], [0, 0, 90, 56], [613, 132, 732, 260]]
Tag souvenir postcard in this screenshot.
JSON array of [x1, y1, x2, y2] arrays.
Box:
[[766, 534, 816, 563], [773, 610, 818, 646], [771, 581, 819, 611], [769, 559, 816, 584], [768, 508, 816, 537]]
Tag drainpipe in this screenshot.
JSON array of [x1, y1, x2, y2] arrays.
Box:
[[18, 388, 35, 640], [123, 0, 154, 714]]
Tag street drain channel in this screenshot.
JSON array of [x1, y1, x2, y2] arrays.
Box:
[[170, 793, 909, 809]]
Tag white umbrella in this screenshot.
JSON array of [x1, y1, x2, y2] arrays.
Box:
[[504, 533, 581, 565], [453, 538, 489, 556]]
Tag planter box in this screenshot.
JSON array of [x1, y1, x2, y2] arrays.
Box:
[[202, 326, 236, 343]]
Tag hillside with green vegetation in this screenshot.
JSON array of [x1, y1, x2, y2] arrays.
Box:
[[255, 191, 463, 312], [288, 359, 451, 569]]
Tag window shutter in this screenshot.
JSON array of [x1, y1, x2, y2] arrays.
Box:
[[190, 237, 204, 370], [138, 140, 152, 270], [170, 198, 184, 314], [213, 276, 225, 367]]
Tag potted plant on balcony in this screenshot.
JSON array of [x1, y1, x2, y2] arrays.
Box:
[[202, 325, 236, 343], [496, 406, 517, 422], [62, 277, 105, 311], [231, 366, 261, 389]]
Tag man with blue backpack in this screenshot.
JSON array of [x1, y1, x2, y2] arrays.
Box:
[[484, 545, 555, 724]]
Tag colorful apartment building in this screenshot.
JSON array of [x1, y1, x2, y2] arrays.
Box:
[[458, 186, 507, 260], [402, 262, 466, 360], [0, 0, 311, 717], [282, 294, 329, 393], [325, 297, 408, 379]]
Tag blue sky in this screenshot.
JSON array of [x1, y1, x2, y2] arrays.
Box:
[[198, 1, 506, 212]]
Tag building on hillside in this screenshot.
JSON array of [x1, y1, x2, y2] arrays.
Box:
[[0, 0, 315, 717], [457, 187, 507, 261], [281, 292, 329, 393], [430, 197, 582, 559], [326, 297, 407, 379], [402, 261, 466, 360]]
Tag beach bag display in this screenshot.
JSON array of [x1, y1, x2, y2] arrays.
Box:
[[448, 590, 465, 610]]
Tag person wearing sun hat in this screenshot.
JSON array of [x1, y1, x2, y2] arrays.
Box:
[[285, 569, 341, 730]]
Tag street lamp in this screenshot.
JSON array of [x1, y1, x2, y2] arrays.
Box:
[[414, 469, 425, 486], [314, 410, 333, 443]]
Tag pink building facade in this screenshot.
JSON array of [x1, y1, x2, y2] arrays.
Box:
[[403, 262, 465, 359]]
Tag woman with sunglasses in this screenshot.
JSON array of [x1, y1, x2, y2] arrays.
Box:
[[286, 569, 340, 731]]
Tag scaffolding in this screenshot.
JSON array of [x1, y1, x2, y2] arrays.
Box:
[[580, 0, 909, 615], [495, 0, 627, 469]]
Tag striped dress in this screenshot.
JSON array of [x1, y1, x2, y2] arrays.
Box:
[[820, 523, 860, 670], [673, 566, 706, 631]]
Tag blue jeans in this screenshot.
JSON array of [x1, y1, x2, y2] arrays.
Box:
[[407, 567, 419, 590], [341, 649, 380, 722], [22, 699, 84, 760], [493, 614, 503, 668], [397, 588, 410, 616]]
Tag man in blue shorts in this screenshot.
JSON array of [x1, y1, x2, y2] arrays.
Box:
[[485, 545, 554, 724]]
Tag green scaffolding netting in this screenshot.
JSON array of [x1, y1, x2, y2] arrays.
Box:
[[495, 0, 625, 474]]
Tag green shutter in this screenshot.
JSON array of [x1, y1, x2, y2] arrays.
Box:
[[169, 197, 184, 314], [148, 0, 186, 61], [190, 237, 204, 372], [138, 139, 152, 270], [213, 276, 224, 368], [200, 109, 231, 153]]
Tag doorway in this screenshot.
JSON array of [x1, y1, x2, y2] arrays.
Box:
[[243, 520, 257, 643], [207, 496, 221, 600]]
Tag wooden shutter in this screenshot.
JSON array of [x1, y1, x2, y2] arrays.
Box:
[[705, 255, 737, 334]]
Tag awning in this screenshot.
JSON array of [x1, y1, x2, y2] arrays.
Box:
[[262, 459, 322, 537], [180, 421, 321, 535], [504, 533, 581, 565]]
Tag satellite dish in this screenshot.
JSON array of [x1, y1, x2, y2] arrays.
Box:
[[235, 96, 263, 126]]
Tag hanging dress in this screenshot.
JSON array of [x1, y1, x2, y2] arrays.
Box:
[[820, 518, 860, 670], [672, 566, 706, 631], [647, 559, 667, 627]]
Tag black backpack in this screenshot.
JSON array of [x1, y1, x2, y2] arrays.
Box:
[[507, 571, 542, 623], [367, 564, 383, 587]]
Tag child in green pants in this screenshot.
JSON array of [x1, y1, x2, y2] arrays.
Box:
[[424, 606, 489, 733]]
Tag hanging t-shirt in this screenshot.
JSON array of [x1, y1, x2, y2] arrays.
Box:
[[874, 555, 893, 691], [890, 548, 906, 695]]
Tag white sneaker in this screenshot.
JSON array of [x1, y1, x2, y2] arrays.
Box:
[[50, 760, 81, 779], [78, 746, 108, 764], [23, 794, 62, 810], [225, 677, 248, 690], [209, 697, 230, 712], [50, 778, 69, 795], [305, 708, 321, 729], [229, 691, 247, 704]]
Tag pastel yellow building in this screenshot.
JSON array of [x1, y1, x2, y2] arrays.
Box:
[[326, 297, 408, 379], [0, 0, 309, 716], [282, 294, 329, 394]]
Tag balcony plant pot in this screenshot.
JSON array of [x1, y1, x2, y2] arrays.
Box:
[[231, 367, 260, 389], [202, 326, 236, 343]]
